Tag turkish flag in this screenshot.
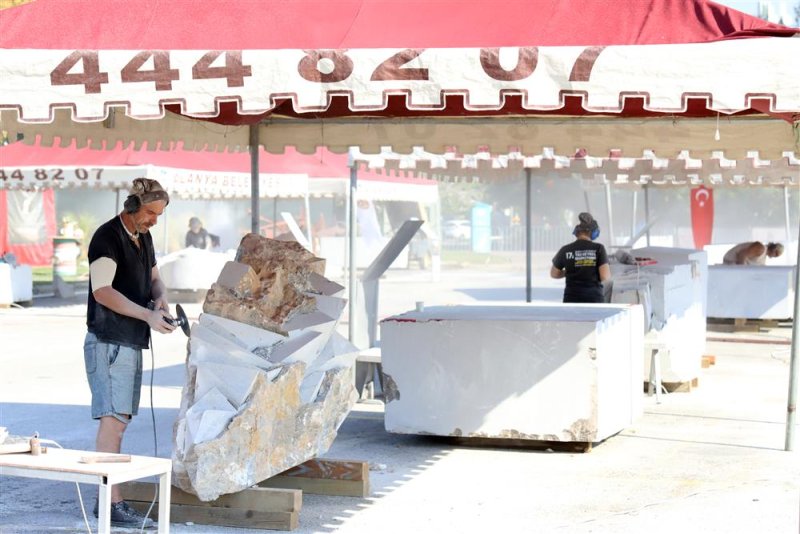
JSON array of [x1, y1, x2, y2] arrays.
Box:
[[690, 186, 714, 250]]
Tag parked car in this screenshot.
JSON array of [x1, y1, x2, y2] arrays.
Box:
[[443, 219, 471, 240]]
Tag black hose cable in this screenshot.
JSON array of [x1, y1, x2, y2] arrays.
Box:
[[139, 335, 159, 533]]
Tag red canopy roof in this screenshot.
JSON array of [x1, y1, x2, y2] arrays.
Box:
[[1, 0, 793, 49]]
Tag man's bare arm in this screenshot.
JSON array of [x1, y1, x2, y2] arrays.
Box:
[[550, 265, 565, 279], [150, 266, 170, 314], [599, 263, 611, 282]]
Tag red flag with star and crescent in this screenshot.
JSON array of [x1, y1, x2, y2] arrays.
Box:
[[690, 186, 714, 249]]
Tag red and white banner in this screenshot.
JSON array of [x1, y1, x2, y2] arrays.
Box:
[[690, 186, 714, 249], [2, 39, 798, 122], [0, 188, 56, 266]]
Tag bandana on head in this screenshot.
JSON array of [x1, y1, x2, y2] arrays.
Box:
[[130, 178, 170, 205]]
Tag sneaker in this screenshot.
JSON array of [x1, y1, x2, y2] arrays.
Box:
[[92, 499, 155, 529]]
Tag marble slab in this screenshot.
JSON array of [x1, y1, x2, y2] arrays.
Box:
[[708, 264, 796, 319], [380, 304, 643, 443]]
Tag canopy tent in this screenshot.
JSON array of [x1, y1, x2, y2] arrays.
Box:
[[0, 142, 438, 202], [0, 0, 798, 159], [1, 0, 798, 448]]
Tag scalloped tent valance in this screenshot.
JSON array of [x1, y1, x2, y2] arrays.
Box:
[[351, 147, 800, 187], [2, 112, 797, 161]]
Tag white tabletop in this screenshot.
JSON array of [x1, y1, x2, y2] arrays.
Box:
[[0, 448, 171, 481]]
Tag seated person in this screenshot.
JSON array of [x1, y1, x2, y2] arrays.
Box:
[[722, 241, 783, 265], [185, 217, 211, 249]]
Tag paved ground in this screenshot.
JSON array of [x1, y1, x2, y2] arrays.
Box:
[[1, 267, 798, 533]]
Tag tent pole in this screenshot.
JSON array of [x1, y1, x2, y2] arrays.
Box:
[[784, 185, 791, 242], [644, 185, 651, 246], [272, 197, 278, 238], [525, 169, 532, 303], [304, 187, 313, 247], [162, 207, 169, 255], [785, 216, 800, 451], [630, 190, 638, 246], [249, 124, 260, 235], [604, 182, 615, 248], [348, 161, 358, 343], [115, 188, 121, 216]]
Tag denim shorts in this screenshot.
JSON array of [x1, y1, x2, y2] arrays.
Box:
[[83, 332, 143, 424]]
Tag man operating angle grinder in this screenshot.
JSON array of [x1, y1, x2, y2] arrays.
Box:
[[84, 177, 188, 529]]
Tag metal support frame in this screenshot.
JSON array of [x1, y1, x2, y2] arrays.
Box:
[[644, 184, 651, 246], [161, 207, 169, 255], [348, 163, 358, 342], [525, 169, 532, 303], [272, 197, 278, 238], [605, 182, 615, 248], [785, 218, 800, 451], [248, 124, 260, 234], [630, 190, 638, 245], [354, 220, 425, 348], [304, 188, 313, 245], [114, 188, 121, 216], [784, 185, 792, 242]]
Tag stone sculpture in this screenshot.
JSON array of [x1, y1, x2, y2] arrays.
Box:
[[172, 234, 357, 501]]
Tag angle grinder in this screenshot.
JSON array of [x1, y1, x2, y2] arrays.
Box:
[[167, 303, 191, 336], [149, 301, 191, 336]]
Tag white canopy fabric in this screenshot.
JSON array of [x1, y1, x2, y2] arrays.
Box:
[[2, 39, 798, 121], [351, 147, 800, 187]]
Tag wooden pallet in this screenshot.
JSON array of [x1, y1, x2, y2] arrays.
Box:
[[446, 436, 593, 453], [260, 458, 370, 498], [707, 317, 785, 333], [122, 458, 369, 531], [644, 377, 699, 393], [123, 482, 301, 531], [701, 354, 716, 369]]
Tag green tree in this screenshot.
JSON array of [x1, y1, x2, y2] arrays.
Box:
[[439, 181, 488, 218]]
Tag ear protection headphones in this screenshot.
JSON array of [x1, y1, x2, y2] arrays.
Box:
[[573, 226, 600, 240], [123, 194, 142, 214], [123, 178, 170, 214], [573, 212, 600, 240]]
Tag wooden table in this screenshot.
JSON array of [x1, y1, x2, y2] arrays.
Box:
[[0, 448, 171, 533]]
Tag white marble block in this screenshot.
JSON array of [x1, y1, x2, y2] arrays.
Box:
[[612, 247, 707, 384], [380, 304, 644, 443], [708, 265, 796, 319]]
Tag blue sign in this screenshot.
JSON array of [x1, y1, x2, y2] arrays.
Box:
[[471, 202, 492, 253]]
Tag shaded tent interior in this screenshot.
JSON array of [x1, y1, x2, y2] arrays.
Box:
[[0, 142, 439, 273]]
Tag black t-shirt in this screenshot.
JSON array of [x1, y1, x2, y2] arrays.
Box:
[[552, 239, 609, 303], [185, 229, 209, 249], [86, 217, 156, 349]]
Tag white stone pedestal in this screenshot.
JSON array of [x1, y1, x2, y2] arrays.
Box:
[[0, 263, 33, 305], [380, 304, 643, 443], [708, 264, 796, 319], [611, 247, 707, 384]]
